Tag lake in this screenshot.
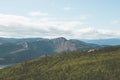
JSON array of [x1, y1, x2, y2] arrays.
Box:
[[0, 64, 13, 69]]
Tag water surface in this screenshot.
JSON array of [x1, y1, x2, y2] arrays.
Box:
[[0, 64, 13, 69]]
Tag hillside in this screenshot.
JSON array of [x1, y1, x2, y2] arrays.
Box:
[[0, 46, 120, 80], [0, 37, 102, 65]]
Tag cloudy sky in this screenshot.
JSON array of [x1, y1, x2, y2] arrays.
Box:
[[0, 0, 120, 39]]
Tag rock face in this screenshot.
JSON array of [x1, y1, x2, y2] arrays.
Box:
[[0, 37, 103, 64], [51, 37, 77, 52], [51, 37, 102, 53]]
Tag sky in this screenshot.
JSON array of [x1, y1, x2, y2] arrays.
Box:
[[0, 0, 120, 39]]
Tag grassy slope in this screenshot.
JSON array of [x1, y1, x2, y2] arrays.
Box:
[[0, 46, 120, 80]]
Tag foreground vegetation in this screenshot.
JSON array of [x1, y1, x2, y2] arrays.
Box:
[[0, 46, 120, 80]]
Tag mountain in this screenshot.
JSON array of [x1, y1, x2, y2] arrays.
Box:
[[0, 37, 103, 65], [83, 38, 120, 45], [0, 46, 120, 80]]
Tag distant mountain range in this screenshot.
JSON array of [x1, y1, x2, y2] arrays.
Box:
[[0, 37, 103, 65], [83, 39, 120, 45]]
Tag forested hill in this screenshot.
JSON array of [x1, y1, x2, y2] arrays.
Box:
[[0, 37, 102, 65], [0, 46, 120, 80]]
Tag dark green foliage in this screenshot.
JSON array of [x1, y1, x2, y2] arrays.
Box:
[[0, 46, 120, 80], [0, 42, 24, 57]]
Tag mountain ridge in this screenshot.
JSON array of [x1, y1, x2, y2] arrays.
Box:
[[0, 37, 103, 65], [83, 38, 120, 45]]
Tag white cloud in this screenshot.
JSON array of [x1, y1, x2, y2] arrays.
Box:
[[0, 13, 30, 26], [72, 28, 120, 39], [111, 20, 120, 24], [28, 11, 48, 17], [64, 7, 72, 11], [0, 13, 120, 39], [52, 21, 84, 30], [79, 15, 88, 20], [0, 13, 84, 38]]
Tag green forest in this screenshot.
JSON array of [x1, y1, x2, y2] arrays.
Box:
[[0, 46, 120, 80]]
